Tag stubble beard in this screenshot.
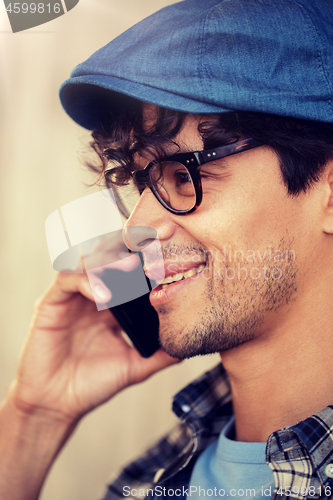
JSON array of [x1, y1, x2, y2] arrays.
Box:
[[157, 240, 298, 359]]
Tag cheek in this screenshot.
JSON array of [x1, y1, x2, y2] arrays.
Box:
[[185, 148, 304, 249], [188, 184, 297, 252]]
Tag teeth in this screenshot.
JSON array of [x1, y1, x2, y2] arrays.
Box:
[[162, 273, 183, 285], [161, 264, 205, 289]]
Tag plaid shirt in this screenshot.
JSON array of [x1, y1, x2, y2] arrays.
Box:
[[101, 363, 333, 500]]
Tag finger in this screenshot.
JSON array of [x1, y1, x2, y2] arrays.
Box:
[[130, 348, 182, 384], [84, 254, 142, 305], [40, 272, 106, 306], [79, 232, 129, 270], [106, 253, 141, 272], [86, 273, 112, 304], [148, 348, 182, 368], [87, 253, 141, 277]]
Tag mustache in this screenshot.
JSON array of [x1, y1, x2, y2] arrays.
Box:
[[142, 242, 209, 266]]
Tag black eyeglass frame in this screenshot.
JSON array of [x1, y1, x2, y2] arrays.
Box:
[[133, 137, 264, 216]]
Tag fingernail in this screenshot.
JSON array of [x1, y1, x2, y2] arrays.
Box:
[[93, 285, 110, 301]]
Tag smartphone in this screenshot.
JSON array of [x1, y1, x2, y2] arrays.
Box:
[[100, 257, 160, 358]]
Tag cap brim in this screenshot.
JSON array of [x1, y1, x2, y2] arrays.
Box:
[[59, 74, 230, 131]]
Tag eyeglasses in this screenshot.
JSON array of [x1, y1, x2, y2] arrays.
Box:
[[106, 138, 264, 218]]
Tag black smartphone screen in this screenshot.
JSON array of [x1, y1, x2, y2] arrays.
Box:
[[100, 264, 160, 358]]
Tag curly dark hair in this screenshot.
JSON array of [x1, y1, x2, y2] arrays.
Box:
[[88, 98, 333, 196]]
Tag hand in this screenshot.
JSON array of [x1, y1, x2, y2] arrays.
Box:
[[11, 259, 178, 425], [0, 235, 179, 500]]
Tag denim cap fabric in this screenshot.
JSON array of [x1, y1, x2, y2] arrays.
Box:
[[59, 0, 333, 130]]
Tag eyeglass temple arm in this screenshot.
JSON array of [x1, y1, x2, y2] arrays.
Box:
[[199, 138, 263, 164]]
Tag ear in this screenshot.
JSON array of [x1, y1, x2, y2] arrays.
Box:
[[322, 160, 333, 234]]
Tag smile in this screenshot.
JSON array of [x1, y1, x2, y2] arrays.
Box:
[[160, 264, 206, 289]]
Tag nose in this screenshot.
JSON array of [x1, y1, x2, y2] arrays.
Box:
[[123, 225, 157, 252], [123, 187, 176, 251]]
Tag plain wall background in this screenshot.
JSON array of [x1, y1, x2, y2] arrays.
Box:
[[0, 2, 220, 499]]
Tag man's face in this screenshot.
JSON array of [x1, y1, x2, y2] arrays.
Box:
[[125, 113, 317, 359]]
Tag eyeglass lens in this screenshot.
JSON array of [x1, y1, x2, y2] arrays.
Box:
[[150, 161, 196, 212], [110, 161, 196, 218]]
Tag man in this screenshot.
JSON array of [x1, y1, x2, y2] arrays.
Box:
[[1, 0, 333, 499]]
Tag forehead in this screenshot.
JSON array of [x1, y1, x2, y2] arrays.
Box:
[[172, 114, 205, 153], [142, 104, 209, 155]]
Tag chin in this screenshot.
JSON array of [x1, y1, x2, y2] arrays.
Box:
[[159, 324, 248, 360]]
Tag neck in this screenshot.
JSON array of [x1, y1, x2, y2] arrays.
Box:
[[221, 274, 333, 443]]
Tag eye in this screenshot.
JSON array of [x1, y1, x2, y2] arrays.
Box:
[[174, 170, 191, 186]]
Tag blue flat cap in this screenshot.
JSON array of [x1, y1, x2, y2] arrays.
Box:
[[59, 0, 333, 130]]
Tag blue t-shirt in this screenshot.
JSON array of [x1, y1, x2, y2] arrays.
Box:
[[189, 416, 275, 499]]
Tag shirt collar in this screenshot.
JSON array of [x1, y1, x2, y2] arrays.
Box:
[[172, 362, 333, 489], [172, 362, 232, 423]]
